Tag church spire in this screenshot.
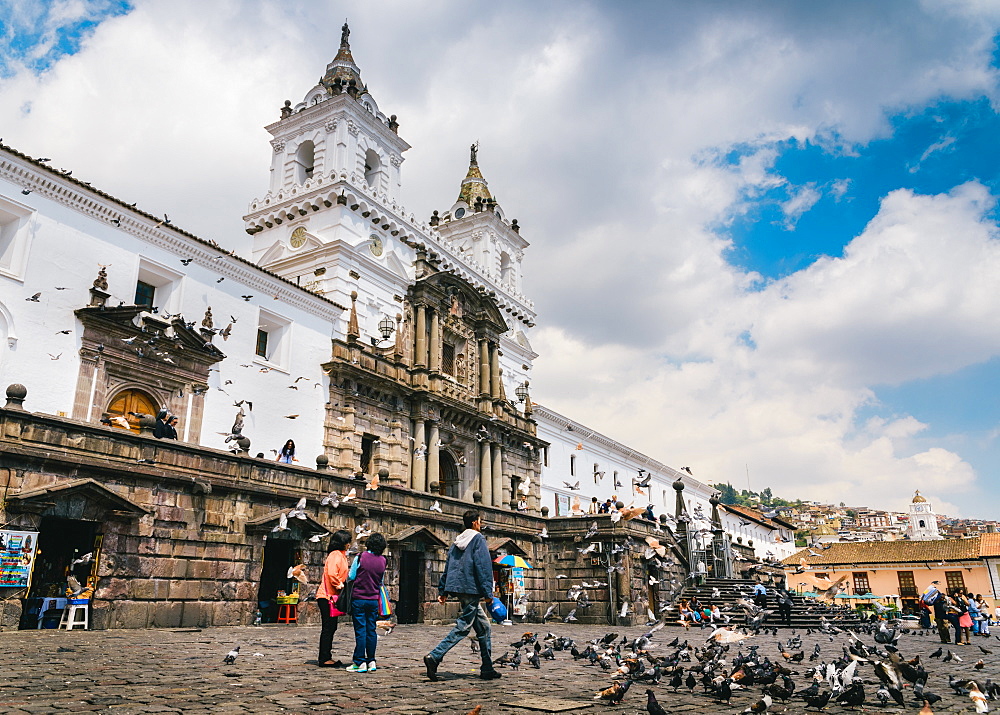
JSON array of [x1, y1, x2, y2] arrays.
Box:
[[457, 142, 495, 209], [320, 22, 366, 97]]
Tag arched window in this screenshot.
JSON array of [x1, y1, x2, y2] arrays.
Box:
[[106, 389, 159, 433], [500, 252, 512, 286], [364, 149, 381, 188], [919, 520, 926, 528], [294, 141, 315, 183]]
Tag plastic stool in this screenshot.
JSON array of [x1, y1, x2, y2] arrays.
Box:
[[276, 603, 298, 624], [59, 603, 89, 630]]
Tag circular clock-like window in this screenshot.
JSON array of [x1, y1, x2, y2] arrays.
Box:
[[290, 226, 307, 248], [454, 207, 465, 219]]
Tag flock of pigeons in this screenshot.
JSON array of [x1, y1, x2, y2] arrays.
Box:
[[443, 613, 1000, 713]]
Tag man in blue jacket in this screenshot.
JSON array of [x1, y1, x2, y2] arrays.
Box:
[[424, 509, 501, 681]]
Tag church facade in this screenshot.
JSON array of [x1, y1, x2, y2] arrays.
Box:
[[0, 27, 751, 630]]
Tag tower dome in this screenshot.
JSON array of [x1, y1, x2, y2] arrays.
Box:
[[912, 490, 927, 503]]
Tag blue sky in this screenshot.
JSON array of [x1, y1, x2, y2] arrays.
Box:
[[0, 1, 131, 76], [3, 0, 1000, 518]]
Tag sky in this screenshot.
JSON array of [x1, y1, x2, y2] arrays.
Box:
[[3, 0, 1000, 519]]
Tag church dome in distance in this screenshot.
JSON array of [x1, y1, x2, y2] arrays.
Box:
[[912, 490, 927, 503]]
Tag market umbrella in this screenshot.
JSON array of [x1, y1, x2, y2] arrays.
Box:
[[494, 554, 533, 569]]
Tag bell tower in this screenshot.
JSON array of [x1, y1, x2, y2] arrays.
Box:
[[244, 23, 410, 274], [906, 490, 941, 540]]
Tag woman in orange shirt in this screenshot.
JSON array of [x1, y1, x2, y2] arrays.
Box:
[[316, 530, 353, 667]]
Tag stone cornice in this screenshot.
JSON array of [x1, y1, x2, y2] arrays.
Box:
[[0, 146, 346, 321]]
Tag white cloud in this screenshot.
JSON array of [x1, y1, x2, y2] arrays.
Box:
[[780, 183, 821, 228], [2, 1, 1000, 516]]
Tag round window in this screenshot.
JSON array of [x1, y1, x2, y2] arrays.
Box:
[[454, 208, 465, 219]]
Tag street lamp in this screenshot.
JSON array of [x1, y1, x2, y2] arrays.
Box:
[[370, 315, 396, 346], [515, 381, 530, 403]]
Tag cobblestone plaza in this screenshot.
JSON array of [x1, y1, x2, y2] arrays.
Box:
[[0, 621, 995, 714]]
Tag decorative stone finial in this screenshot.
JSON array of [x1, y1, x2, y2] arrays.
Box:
[[202, 307, 214, 330], [540, 506, 549, 517], [472, 490, 483, 504], [347, 291, 360, 342], [280, 100, 292, 119], [315, 454, 329, 470], [4, 383, 27, 410], [92, 266, 108, 291], [470, 141, 479, 166], [673, 477, 685, 491], [340, 22, 350, 48]]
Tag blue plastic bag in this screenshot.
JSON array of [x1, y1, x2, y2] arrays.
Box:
[[488, 596, 507, 623]]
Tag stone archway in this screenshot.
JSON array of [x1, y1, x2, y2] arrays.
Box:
[[106, 388, 159, 433]]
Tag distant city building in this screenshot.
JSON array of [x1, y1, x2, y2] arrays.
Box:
[[906, 490, 942, 540]]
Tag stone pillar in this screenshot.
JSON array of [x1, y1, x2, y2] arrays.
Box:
[[489, 343, 501, 400], [479, 441, 491, 502], [478, 339, 490, 395], [429, 310, 440, 373], [427, 421, 440, 491], [492, 442, 503, 508], [415, 305, 427, 368], [480, 443, 493, 506], [412, 418, 426, 490]]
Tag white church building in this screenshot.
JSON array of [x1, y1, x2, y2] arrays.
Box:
[[0, 25, 792, 563]]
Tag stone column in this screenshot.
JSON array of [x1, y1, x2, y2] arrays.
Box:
[[412, 418, 426, 490], [415, 304, 427, 368], [492, 442, 503, 508], [429, 310, 441, 373], [427, 421, 440, 491], [480, 442, 493, 506], [489, 343, 501, 400], [479, 441, 491, 503], [479, 339, 490, 396]]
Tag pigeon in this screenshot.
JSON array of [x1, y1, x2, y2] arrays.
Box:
[[969, 682, 990, 713], [271, 512, 289, 533], [25, 292, 41, 302], [429, 500, 443, 513], [287, 564, 309, 585], [645, 689, 668, 715], [287, 498, 308, 520], [742, 693, 772, 713], [223, 646, 240, 664], [563, 480, 580, 490], [320, 492, 340, 508]]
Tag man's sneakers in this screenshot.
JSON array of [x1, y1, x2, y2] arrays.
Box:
[[346, 662, 368, 673], [479, 668, 502, 680], [423, 655, 439, 681]]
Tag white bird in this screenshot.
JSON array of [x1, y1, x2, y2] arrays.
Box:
[[271, 512, 289, 533], [969, 682, 990, 713], [71, 552, 94, 567], [538, 527, 548, 539], [287, 564, 309, 585], [308, 533, 327, 543], [355, 522, 372, 538], [342, 488, 357, 503], [429, 500, 443, 513], [320, 492, 340, 508], [287, 497, 308, 520], [223, 646, 240, 664]]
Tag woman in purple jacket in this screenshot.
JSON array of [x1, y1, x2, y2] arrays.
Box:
[[346, 533, 387, 672]]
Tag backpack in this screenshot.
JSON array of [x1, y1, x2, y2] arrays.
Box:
[[921, 589, 940, 606]]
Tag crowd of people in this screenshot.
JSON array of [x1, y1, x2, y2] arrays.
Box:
[[920, 580, 992, 644]]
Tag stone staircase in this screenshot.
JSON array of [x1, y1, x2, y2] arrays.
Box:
[[665, 577, 865, 630]]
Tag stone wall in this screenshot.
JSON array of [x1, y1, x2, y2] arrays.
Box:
[[0, 404, 682, 630]]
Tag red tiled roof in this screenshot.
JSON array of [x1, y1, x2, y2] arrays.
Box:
[[782, 537, 983, 566]]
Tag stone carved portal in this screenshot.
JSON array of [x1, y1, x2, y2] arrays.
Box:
[[438, 450, 460, 498]]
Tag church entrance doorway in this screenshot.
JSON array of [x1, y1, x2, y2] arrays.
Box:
[[106, 389, 159, 433], [439, 451, 460, 499], [396, 550, 424, 624]]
